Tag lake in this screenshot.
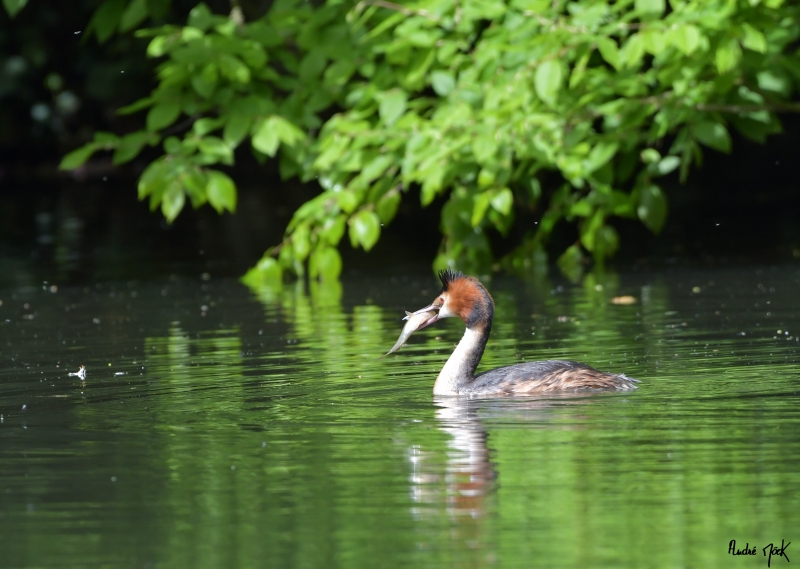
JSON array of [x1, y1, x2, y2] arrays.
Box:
[[1, 265, 798, 568]]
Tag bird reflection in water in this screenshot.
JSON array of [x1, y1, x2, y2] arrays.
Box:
[[406, 394, 600, 562], [412, 397, 495, 520]]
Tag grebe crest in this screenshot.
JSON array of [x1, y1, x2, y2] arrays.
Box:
[[435, 270, 494, 330]]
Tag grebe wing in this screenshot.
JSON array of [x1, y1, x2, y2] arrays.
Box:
[[470, 360, 639, 394]]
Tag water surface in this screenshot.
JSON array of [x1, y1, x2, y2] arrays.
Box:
[[1, 266, 799, 568]]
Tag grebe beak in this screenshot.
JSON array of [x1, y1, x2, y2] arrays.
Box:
[[407, 302, 441, 329]]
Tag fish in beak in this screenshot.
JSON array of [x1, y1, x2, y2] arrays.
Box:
[[407, 300, 443, 326], [404, 303, 441, 328], [380, 308, 439, 358]]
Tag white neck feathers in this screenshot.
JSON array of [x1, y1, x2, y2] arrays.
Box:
[[433, 327, 485, 395]]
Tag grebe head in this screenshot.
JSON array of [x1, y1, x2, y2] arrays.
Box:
[[412, 269, 494, 329]]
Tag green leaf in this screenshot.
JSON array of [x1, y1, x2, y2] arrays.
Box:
[[252, 118, 280, 157], [472, 133, 497, 164], [361, 154, 393, 183], [741, 24, 767, 53], [534, 60, 563, 107], [349, 210, 381, 251], [570, 199, 592, 217], [640, 148, 661, 164], [324, 59, 356, 88], [240, 48, 267, 71], [206, 170, 237, 213], [161, 182, 185, 223], [337, 191, 359, 213], [97, 130, 125, 146], [118, 97, 154, 115], [378, 90, 407, 126], [315, 135, 350, 171], [477, 167, 495, 189], [216, 22, 237, 38], [730, 114, 781, 144], [635, 0, 664, 15], [198, 137, 234, 165], [146, 36, 168, 58], [188, 2, 214, 31], [182, 168, 208, 207], [610, 190, 635, 218], [299, 48, 327, 82], [292, 225, 311, 261], [757, 70, 790, 96], [490, 188, 513, 216], [60, 144, 102, 170], [585, 142, 618, 173], [87, 0, 125, 43], [218, 54, 250, 83], [163, 136, 181, 154], [146, 102, 181, 131], [637, 184, 667, 233], [193, 118, 220, 136], [404, 47, 435, 89], [223, 112, 250, 146], [472, 192, 492, 227], [597, 38, 621, 70], [694, 121, 731, 153], [715, 38, 742, 74], [2, 0, 28, 17], [137, 158, 169, 200], [580, 210, 604, 251], [672, 24, 702, 55], [119, 0, 148, 32], [242, 256, 282, 289], [641, 29, 666, 55], [570, 50, 591, 87], [272, 116, 305, 147], [656, 156, 681, 176], [376, 191, 401, 223], [191, 63, 218, 98], [319, 215, 347, 245], [431, 70, 456, 96], [113, 131, 150, 164], [309, 246, 342, 281], [621, 34, 645, 68]]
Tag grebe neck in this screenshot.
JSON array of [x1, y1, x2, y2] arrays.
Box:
[[433, 321, 492, 395]]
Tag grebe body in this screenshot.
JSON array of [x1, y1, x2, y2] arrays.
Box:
[[407, 270, 638, 396]]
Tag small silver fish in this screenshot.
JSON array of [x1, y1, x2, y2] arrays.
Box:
[[380, 310, 437, 358]]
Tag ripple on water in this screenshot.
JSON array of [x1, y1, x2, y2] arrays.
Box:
[[0, 268, 799, 568]]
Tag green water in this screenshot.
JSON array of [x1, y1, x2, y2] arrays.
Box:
[[1, 267, 798, 568]]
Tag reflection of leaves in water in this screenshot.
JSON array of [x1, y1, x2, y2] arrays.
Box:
[[477, 271, 672, 379], [144, 324, 243, 415], [249, 279, 409, 394]]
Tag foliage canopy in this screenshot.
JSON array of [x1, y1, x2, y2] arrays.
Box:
[[23, 0, 800, 283]]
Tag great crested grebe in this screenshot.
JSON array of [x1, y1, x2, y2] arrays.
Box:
[[403, 270, 639, 396]]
